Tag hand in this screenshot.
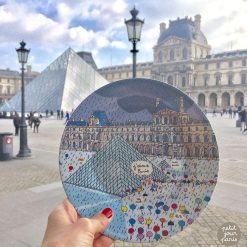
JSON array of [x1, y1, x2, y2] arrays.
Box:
[[42, 198, 114, 247]]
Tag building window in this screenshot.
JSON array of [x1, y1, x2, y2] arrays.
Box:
[[229, 61, 233, 67], [205, 63, 208, 70], [142, 70, 145, 76], [7, 86, 11, 94], [193, 76, 197, 86], [242, 60, 246, 66], [182, 47, 187, 59], [119, 73, 121, 78], [158, 51, 163, 63], [170, 50, 175, 61], [228, 74, 233, 84], [126, 72, 129, 77], [241, 74, 246, 84], [215, 74, 221, 85], [182, 77, 186, 87], [203, 75, 209, 86], [216, 62, 220, 69]]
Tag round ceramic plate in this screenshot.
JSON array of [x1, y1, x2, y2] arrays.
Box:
[[59, 78, 219, 243]]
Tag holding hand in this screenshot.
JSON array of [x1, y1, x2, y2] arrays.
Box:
[[42, 198, 114, 247]]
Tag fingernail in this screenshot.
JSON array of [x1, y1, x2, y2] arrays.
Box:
[[101, 208, 113, 219]]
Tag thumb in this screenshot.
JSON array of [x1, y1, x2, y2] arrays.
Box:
[[80, 208, 113, 235]]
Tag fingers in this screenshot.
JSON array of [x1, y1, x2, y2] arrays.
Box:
[[47, 198, 78, 227], [93, 234, 115, 247], [77, 208, 113, 235], [62, 198, 79, 223]]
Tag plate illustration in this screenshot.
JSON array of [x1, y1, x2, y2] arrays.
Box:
[[59, 78, 219, 242]]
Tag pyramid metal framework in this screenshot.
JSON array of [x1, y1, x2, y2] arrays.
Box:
[[65, 136, 164, 197], [0, 48, 108, 112]]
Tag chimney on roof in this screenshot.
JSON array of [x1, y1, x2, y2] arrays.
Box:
[[160, 22, 166, 34], [194, 14, 201, 31]]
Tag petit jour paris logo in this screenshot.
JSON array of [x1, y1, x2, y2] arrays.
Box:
[[217, 222, 241, 246]]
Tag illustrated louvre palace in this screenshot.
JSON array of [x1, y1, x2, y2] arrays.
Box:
[[98, 15, 247, 110], [61, 97, 218, 160]]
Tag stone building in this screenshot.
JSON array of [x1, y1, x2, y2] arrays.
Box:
[[98, 15, 247, 110], [0, 65, 38, 104]]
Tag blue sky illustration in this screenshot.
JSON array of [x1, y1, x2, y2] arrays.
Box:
[[71, 78, 207, 124]]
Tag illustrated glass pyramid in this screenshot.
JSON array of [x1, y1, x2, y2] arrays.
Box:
[[0, 48, 108, 112], [65, 136, 164, 197]]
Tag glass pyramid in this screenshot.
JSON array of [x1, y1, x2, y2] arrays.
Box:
[[65, 136, 165, 197], [0, 48, 108, 112]]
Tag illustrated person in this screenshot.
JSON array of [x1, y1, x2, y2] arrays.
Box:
[[13, 111, 20, 136], [41, 198, 114, 247]]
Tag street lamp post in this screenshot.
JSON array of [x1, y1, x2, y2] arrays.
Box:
[[125, 7, 144, 78], [16, 41, 31, 157]]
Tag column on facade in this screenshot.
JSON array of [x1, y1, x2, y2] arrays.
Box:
[[217, 93, 222, 108], [244, 92, 247, 107], [174, 73, 178, 87], [205, 93, 209, 108], [188, 73, 192, 87], [230, 93, 235, 107]]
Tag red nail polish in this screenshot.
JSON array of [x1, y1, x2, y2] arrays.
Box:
[[102, 208, 113, 219]]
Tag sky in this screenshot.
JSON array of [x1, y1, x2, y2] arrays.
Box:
[[0, 0, 247, 72]]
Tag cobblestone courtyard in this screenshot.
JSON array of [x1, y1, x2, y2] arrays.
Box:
[[0, 114, 247, 246]]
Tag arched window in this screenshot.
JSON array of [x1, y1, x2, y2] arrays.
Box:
[[198, 93, 205, 108]]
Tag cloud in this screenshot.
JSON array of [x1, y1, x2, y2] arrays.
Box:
[[0, 0, 247, 71], [110, 41, 127, 49]]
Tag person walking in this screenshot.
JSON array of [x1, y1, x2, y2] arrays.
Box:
[[13, 112, 20, 136], [57, 109, 60, 120], [239, 109, 246, 131], [61, 109, 64, 119], [65, 111, 69, 125], [243, 113, 247, 134], [229, 108, 233, 118], [33, 116, 41, 133]]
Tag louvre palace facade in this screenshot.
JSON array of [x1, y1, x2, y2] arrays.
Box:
[[0, 65, 38, 105], [99, 15, 247, 110]]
